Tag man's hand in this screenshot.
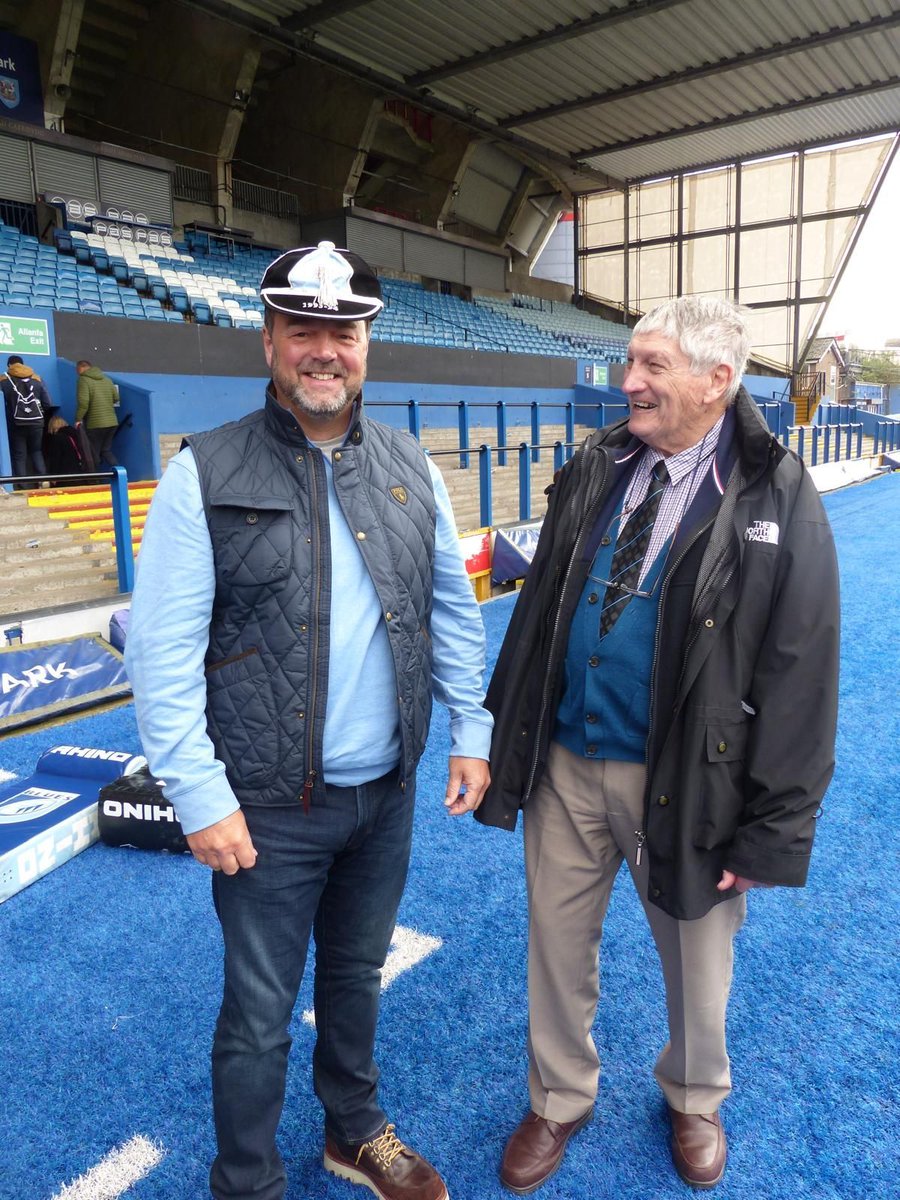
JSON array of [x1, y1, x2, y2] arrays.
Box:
[[717, 869, 773, 894], [444, 756, 490, 816], [186, 810, 258, 875]]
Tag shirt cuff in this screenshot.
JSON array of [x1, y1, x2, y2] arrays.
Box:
[[165, 769, 241, 836], [449, 714, 493, 761]]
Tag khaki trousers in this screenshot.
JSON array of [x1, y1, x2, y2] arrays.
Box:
[[523, 741, 746, 1122]]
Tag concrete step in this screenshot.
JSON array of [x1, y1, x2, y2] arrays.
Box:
[[0, 526, 98, 554], [0, 554, 118, 587], [1, 541, 116, 568], [0, 575, 122, 619], [0, 503, 64, 531]]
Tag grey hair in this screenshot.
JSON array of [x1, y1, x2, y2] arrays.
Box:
[[632, 296, 751, 403]]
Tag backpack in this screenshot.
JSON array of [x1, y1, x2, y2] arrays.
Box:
[[7, 375, 43, 425]]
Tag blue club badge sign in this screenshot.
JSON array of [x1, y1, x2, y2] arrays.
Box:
[[0, 73, 19, 109]]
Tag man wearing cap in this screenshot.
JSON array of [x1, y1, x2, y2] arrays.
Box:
[[126, 242, 492, 1200]]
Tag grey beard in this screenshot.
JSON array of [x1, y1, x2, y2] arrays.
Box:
[[285, 380, 354, 422]]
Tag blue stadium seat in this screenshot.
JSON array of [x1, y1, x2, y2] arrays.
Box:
[[54, 230, 74, 255]]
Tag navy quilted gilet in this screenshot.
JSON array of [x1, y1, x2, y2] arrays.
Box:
[[186, 392, 436, 810]]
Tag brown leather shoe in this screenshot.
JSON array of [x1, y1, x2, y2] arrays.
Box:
[[668, 1108, 726, 1188], [324, 1124, 448, 1200], [499, 1109, 592, 1194]]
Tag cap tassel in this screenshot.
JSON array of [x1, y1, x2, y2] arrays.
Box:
[[314, 261, 339, 311]]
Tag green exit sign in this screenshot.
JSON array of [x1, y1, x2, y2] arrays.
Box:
[[0, 315, 50, 356]]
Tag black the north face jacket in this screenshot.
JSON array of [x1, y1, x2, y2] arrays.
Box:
[[477, 389, 840, 920]]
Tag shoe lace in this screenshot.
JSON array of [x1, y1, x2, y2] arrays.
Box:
[[357, 1124, 406, 1169]]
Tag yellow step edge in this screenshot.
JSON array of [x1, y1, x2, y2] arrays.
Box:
[[27, 485, 158, 508], [48, 506, 151, 521]]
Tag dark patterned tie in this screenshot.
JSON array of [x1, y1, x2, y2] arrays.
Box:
[[599, 459, 669, 637]]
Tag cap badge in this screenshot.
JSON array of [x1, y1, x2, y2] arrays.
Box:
[[287, 241, 352, 311]]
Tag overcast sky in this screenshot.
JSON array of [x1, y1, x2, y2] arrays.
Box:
[[820, 150, 900, 351]]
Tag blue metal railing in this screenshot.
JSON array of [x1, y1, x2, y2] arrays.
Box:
[[782, 424, 865, 466], [874, 420, 900, 454], [369, 398, 623, 470], [4, 396, 893, 605], [428, 441, 574, 527]]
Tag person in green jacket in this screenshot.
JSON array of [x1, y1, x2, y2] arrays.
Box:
[[75, 359, 119, 466]]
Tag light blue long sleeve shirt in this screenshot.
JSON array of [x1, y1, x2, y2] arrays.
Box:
[[125, 441, 493, 835]]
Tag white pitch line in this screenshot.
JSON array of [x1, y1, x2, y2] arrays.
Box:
[[51, 1134, 164, 1200], [303, 924, 442, 1026]]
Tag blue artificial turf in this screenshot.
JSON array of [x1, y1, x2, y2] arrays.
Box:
[[0, 473, 897, 1200]]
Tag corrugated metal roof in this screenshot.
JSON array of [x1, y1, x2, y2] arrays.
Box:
[[194, 0, 900, 187]]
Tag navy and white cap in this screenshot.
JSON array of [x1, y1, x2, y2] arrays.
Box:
[[259, 241, 383, 320]]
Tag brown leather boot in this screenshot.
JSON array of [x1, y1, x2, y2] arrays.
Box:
[[324, 1124, 448, 1200], [668, 1108, 727, 1188], [499, 1109, 592, 1194]]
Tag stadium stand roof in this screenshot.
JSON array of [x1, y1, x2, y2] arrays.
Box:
[[170, 0, 900, 188]]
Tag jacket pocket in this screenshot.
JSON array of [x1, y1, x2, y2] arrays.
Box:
[[209, 498, 294, 588], [206, 647, 280, 787], [693, 706, 751, 850]]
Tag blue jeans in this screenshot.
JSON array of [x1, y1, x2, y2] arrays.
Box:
[[209, 768, 415, 1200]]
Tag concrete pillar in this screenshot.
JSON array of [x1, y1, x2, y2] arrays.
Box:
[[215, 42, 261, 226]]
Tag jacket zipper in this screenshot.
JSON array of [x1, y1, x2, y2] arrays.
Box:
[[634, 446, 774, 865], [303, 448, 325, 813], [523, 453, 609, 803]]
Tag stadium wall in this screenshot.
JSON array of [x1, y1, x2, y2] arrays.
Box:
[[3, 307, 791, 486]]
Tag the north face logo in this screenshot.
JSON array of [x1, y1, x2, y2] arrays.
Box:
[[745, 520, 779, 545]]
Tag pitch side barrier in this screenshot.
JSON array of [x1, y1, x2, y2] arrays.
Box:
[[0, 745, 145, 903]]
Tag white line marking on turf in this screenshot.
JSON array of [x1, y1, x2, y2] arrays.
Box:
[[51, 1135, 164, 1199], [303, 924, 442, 1027]]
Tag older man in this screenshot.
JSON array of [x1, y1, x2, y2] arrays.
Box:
[[127, 243, 492, 1200], [478, 296, 839, 1192]]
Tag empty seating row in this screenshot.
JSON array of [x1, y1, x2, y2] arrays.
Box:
[[1, 222, 624, 351]]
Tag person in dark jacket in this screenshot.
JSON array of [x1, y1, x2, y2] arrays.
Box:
[[478, 296, 839, 1194], [126, 243, 492, 1200], [2, 354, 51, 487], [44, 414, 90, 482]]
